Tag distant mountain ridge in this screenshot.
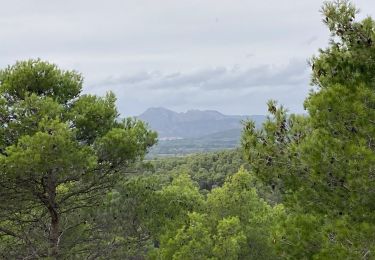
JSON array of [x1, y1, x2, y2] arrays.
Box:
[[138, 107, 265, 139]]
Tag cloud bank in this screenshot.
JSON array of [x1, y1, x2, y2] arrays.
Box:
[[1, 0, 374, 115], [91, 59, 310, 115]]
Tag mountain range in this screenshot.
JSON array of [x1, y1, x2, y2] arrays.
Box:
[[137, 107, 266, 156], [138, 107, 265, 139]]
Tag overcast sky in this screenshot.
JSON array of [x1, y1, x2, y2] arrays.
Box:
[[1, 0, 375, 116]]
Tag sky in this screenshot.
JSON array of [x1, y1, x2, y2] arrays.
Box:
[[1, 0, 375, 116]]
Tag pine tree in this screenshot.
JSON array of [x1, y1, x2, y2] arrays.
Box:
[[0, 60, 157, 258], [242, 1, 375, 258]]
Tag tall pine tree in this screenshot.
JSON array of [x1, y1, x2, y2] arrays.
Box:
[[242, 1, 375, 258], [0, 60, 157, 258]]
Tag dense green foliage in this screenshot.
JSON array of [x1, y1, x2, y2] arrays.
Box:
[[242, 1, 375, 258], [96, 169, 281, 259], [148, 149, 245, 190], [0, 60, 157, 258], [1, 1, 374, 259], [146, 149, 280, 203]]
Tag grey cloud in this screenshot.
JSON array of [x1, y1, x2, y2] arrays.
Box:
[[0, 0, 330, 64], [95, 59, 309, 92], [105, 71, 157, 85], [90, 59, 311, 116], [1, 0, 375, 116], [303, 36, 319, 46]]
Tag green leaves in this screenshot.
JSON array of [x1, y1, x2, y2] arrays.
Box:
[[206, 168, 281, 259], [152, 169, 281, 260], [241, 1, 375, 258], [0, 59, 82, 103], [157, 212, 214, 260], [95, 118, 157, 166], [213, 216, 246, 260], [312, 1, 375, 89], [69, 92, 118, 144], [0, 59, 157, 258], [3, 118, 97, 179]]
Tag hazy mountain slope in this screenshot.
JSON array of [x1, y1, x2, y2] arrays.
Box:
[[138, 107, 265, 138], [147, 128, 243, 157]]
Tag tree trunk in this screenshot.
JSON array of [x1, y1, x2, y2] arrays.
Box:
[[47, 170, 59, 259], [49, 208, 59, 258]]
